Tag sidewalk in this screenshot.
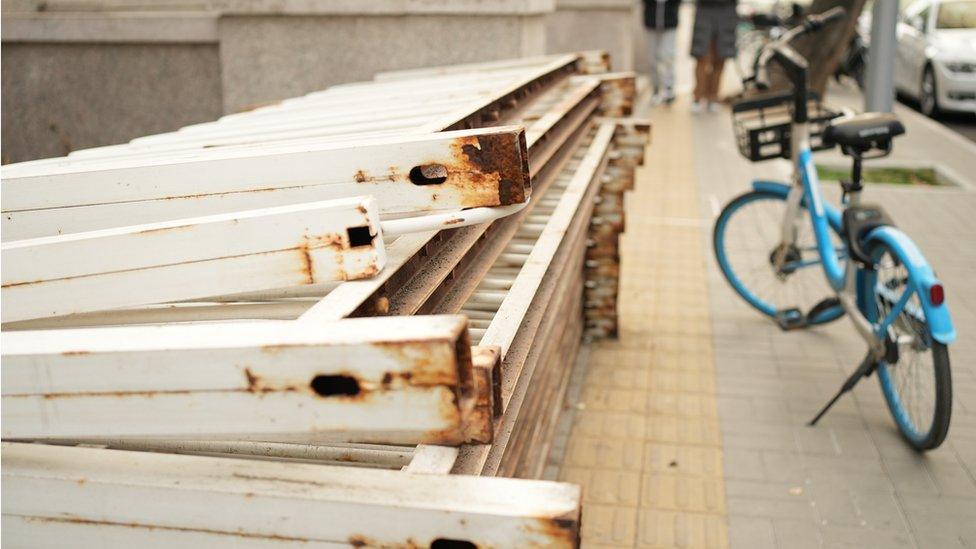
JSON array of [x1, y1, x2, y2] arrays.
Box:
[[554, 5, 976, 544], [690, 95, 976, 548], [556, 96, 730, 548], [818, 82, 976, 190], [555, 92, 976, 548]]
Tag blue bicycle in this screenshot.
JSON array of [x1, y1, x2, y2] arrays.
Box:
[[713, 8, 956, 450]]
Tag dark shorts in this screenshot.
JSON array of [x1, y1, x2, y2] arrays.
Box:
[[691, 4, 738, 59]]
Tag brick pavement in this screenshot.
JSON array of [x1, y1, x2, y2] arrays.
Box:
[[556, 100, 730, 548], [555, 97, 976, 548]]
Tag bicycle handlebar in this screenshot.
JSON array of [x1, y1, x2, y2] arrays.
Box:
[[805, 6, 847, 30], [752, 6, 848, 90]]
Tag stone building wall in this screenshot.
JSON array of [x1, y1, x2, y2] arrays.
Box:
[[1, 0, 639, 163]]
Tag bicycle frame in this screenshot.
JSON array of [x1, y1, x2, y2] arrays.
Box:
[[753, 128, 957, 349], [744, 13, 957, 352], [727, 6, 956, 445]]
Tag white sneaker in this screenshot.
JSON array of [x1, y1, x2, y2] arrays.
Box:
[[690, 100, 705, 114], [708, 101, 720, 113]]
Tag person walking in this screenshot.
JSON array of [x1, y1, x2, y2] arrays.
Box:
[[643, 0, 681, 104], [690, 0, 738, 113]]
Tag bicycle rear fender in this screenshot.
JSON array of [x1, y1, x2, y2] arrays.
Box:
[[750, 180, 843, 232], [865, 225, 957, 344]]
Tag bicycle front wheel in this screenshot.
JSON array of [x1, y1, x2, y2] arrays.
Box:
[[713, 189, 843, 325], [863, 241, 952, 450]]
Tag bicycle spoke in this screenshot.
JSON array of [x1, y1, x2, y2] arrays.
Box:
[[873, 247, 938, 437], [719, 196, 836, 316]]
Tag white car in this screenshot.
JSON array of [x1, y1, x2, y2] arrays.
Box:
[[896, 0, 976, 115]]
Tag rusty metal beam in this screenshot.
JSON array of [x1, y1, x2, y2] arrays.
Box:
[[1, 315, 492, 445], [2, 127, 529, 241], [2, 442, 582, 548], [1, 197, 385, 323], [33, 440, 416, 470], [0, 51, 641, 549], [299, 75, 601, 327], [1, 300, 316, 331], [406, 123, 615, 476], [418, 116, 596, 317]]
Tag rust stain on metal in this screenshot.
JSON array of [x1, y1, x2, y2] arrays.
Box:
[[243, 365, 378, 400], [294, 232, 350, 285], [460, 130, 529, 206], [61, 350, 90, 356], [2, 278, 44, 289], [458, 346, 499, 443], [370, 341, 459, 387], [347, 535, 426, 548], [21, 515, 306, 542], [352, 263, 380, 280], [527, 515, 580, 548], [157, 186, 280, 201], [453, 328, 474, 399], [298, 244, 315, 285], [435, 129, 529, 209], [372, 296, 390, 314], [243, 367, 264, 393], [354, 170, 369, 183], [378, 370, 416, 390], [471, 346, 502, 418], [432, 387, 463, 438], [135, 224, 194, 236]]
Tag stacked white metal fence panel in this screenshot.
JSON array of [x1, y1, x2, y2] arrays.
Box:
[[0, 52, 647, 547]]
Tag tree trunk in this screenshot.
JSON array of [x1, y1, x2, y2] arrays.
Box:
[[768, 0, 868, 96]]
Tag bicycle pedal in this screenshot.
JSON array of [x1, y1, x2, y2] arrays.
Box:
[[806, 297, 842, 323], [775, 308, 807, 331]]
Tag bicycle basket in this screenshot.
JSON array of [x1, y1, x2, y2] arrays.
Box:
[[732, 90, 841, 162]]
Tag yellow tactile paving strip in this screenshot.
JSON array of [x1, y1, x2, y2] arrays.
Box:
[[559, 102, 729, 548]]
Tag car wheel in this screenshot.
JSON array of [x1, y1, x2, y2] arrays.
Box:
[[920, 66, 939, 117]]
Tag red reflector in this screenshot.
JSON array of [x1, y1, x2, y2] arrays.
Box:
[[930, 284, 945, 306]]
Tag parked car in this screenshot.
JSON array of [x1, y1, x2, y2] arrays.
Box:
[[896, 0, 976, 116]]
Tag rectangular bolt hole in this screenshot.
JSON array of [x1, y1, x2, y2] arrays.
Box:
[[347, 226, 375, 248]]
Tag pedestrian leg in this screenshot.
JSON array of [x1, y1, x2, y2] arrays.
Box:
[[694, 48, 712, 103], [707, 40, 726, 109], [646, 28, 662, 98], [658, 29, 677, 103]]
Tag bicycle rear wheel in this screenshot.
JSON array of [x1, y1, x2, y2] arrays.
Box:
[[713, 189, 844, 325], [863, 241, 952, 450]]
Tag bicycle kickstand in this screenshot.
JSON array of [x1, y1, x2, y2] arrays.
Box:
[[808, 351, 879, 426]]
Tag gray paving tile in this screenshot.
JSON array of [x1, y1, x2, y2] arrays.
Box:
[[771, 518, 823, 549], [723, 449, 766, 481], [727, 515, 776, 549], [794, 426, 879, 458], [819, 524, 915, 548], [725, 496, 818, 521], [806, 486, 908, 531], [724, 479, 809, 501], [922, 454, 976, 498]]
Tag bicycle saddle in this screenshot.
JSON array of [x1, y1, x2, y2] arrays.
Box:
[[823, 113, 905, 153]]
